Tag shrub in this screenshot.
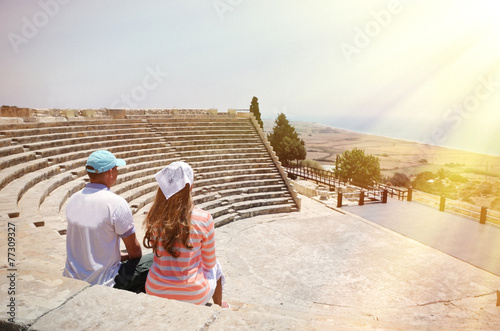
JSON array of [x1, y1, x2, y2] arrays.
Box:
[[448, 173, 468, 183], [301, 159, 323, 170], [476, 181, 493, 196], [335, 148, 381, 188], [391, 172, 411, 188], [491, 197, 500, 211]]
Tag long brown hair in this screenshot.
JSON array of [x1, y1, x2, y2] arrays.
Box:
[[143, 184, 194, 257]]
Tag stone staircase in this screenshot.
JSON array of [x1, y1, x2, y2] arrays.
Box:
[[0, 113, 299, 236]]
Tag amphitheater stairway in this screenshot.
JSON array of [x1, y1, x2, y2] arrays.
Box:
[[0, 114, 299, 241]]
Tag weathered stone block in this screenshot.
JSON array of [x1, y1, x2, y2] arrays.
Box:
[[61, 109, 75, 117], [0, 260, 89, 329], [0, 106, 33, 118], [81, 109, 95, 117], [108, 109, 126, 119], [30, 285, 221, 330]]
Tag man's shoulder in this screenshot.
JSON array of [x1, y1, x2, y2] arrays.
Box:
[[70, 185, 128, 206]]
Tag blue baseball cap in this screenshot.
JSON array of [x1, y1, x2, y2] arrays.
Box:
[[86, 150, 126, 174]]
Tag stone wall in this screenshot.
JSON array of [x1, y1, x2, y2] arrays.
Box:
[[0, 106, 214, 121]]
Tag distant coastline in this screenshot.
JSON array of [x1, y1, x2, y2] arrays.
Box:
[[263, 117, 499, 157], [322, 124, 500, 158]]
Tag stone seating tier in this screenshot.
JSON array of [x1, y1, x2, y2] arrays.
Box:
[[0, 152, 37, 171], [170, 143, 264, 153], [159, 128, 257, 136], [1, 145, 174, 213], [9, 127, 152, 145], [165, 134, 260, 144], [0, 145, 24, 158], [36, 151, 273, 222], [47, 142, 167, 164], [0, 115, 299, 237], [35, 136, 164, 158], [0, 158, 47, 190], [0, 118, 143, 132], [0, 137, 10, 147], [184, 155, 271, 168], [24, 133, 160, 154]]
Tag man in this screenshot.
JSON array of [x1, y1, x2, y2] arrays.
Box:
[[63, 150, 152, 292]]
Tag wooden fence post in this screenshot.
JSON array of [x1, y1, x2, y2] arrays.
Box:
[[337, 192, 343, 208], [439, 196, 446, 212], [407, 188, 412, 202], [382, 189, 388, 203], [480, 207, 487, 224], [359, 191, 364, 206]]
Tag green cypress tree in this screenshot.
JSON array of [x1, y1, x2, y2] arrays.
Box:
[[249, 96, 263, 129], [267, 113, 306, 166]]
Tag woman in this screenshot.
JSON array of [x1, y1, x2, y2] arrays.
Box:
[[143, 161, 227, 307]]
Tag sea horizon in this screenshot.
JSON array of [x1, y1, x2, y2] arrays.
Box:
[[264, 116, 499, 158]]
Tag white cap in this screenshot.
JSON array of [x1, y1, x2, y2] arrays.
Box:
[[155, 161, 194, 200]]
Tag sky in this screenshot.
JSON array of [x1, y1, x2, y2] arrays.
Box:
[[1, 0, 499, 155]]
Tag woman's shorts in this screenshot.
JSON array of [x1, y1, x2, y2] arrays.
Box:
[[201, 259, 225, 306]]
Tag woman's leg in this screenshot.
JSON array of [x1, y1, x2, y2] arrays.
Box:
[[212, 277, 223, 306]]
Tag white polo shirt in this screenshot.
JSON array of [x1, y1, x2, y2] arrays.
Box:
[[63, 183, 135, 287]]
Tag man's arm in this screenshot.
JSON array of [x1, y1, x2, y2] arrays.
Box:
[[121, 232, 142, 261]]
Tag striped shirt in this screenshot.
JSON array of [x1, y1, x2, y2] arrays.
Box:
[[145, 208, 217, 305]]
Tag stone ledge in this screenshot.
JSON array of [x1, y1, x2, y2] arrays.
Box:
[[0, 259, 228, 331], [0, 259, 89, 330], [30, 285, 222, 331]]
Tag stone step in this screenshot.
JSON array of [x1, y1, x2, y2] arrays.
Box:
[[114, 175, 157, 197], [168, 137, 260, 147], [165, 134, 260, 143], [18, 171, 76, 218], [195, 167, 279, 181], [197, 191, 290, 211], [0, 120, 145, 136], [51, 149, 176, 178], [157, 128, 256, 136], [213, 212, 239, 227], [194, 162, 276, 175], [120, 181, 158, 204], [195, 172, 281, 187], [0, 158, 49, 191], [24, 132, 159, 152], [0, 144, 24, 158], [47, 141, 167, 164], [187, 157, 272, 168], [195, 178, 284, 195], [0, 137, 10, 147], [129, 190, 157, 215], [176, 148, 268, 159], [205, 196, 292, 220], [11, 126, 152, 145], [148, 118, 251, 126], [172, 142, 263, 153], [236, 203, 293, 218], [0, 151, 37, 171]]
